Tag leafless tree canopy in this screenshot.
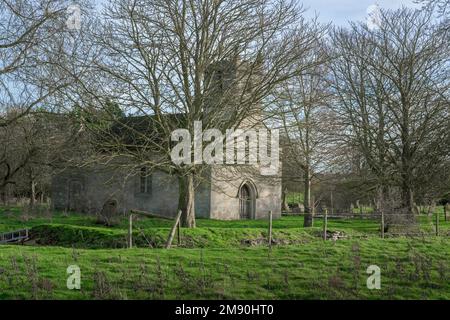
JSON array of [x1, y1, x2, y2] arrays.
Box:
[[0, 1, 448, 226], [330, 7, 450, 214], [0, 0, 78, 191], [267, 37, 334, 226], [58, 0, 326, 227]]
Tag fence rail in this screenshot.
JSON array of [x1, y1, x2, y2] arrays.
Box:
[[311, 213, 381, 219], [282, 210, 447, 239], [0, 229, 29, 244]]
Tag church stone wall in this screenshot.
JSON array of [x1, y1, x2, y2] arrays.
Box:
[[51, 167, 211, 218], [51, 164, 280, 220], [209, 165, 281, 220]]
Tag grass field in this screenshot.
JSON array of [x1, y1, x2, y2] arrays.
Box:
[[286, 192, 304, 206], [0, 206, 449, 299]]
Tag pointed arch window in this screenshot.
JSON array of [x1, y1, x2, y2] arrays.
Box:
[[139, 167, 152, 194]]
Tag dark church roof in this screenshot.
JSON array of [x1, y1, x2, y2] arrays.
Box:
[[99, 113, 187, 151]]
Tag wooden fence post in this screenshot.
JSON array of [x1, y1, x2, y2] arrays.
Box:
[[435, 210, 439, 236], [128, 213, 133, 249], [165, 210, 183, 249], [177, 221, 181, 245], [323, 208, 328, 241], [268, 210, 273, 250], [330, 191, 334, 215], [381, 211, 385, 239]]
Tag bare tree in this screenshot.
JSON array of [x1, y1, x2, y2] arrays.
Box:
[[268, 37, 333, 227], [60, 0, 324, 227], [417, 0, 450, 15], [0, 111, 71, 206], [417, 0, 450, 34], [0, 0, 76, 191], [330, 7, 450, 216]]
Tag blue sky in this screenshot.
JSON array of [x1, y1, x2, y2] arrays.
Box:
[[93, 0, 422, 26], [298, 0, 421, 26]]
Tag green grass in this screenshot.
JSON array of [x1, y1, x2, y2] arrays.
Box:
[[351, 206, 374, 214], [0, 237, 448, 299], [0, 207, 391, 249], [1, 206, 449, 249], [1, 206, 449, 299], [286, 192, 303, 205], [0, 206, 99, 233]]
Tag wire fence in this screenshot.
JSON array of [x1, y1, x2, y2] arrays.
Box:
[[282, 209, 449, 239]]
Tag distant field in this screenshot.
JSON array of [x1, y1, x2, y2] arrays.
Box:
[[286, 192, 304, 205], [0, 206, 449, 299]]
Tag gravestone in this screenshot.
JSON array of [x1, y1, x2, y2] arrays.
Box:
[[291, 203, 304, 214], [98, 199, 118, 226]]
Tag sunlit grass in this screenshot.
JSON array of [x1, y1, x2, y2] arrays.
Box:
[[0, 237, 448, 299]]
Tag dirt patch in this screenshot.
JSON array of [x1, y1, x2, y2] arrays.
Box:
[[240, 237, 307, 246], [314, 230, 347, 241]]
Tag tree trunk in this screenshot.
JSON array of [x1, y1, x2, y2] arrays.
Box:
[[400, 107, 414, 217], [1, 191, 6, 206], [303, 168, 313, 227], [282, 187, 289, 211], [30, 179, 36, 209], [401, 180, 414, 216], [427, 200, 435, 217], [178, 173, 196, 228]]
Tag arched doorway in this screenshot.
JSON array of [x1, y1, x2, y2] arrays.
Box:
[[239, 182, 256, 219]]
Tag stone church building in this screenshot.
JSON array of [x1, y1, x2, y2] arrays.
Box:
[[51, 164, 281, 220], [51, 60, 282, 220]]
